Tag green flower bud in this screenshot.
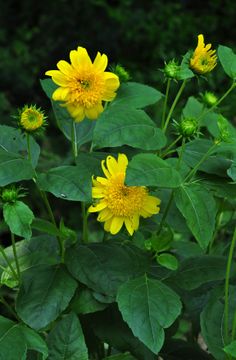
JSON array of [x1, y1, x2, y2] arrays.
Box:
[[216, 115, 232, 143], [164, 60, 180, 79], [144, 239, 152, 251], [201, 91, 218, 107], [18, 105, 47, 133], [111, 64, 131, 83], [176, 117, 199, 138], [1, 186, 26, 203]]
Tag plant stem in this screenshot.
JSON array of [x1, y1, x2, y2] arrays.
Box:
[[71, 120, 78, 161], [161, 135, 182, 158], [184, 143, 217, 182], [26, 133, 32, 163], [161, 78, 171, 129], [0, 246, 18, 281], [163, 79, 187, 134], [224, 226, 236, 344], [11, 233, 21, 283], [231, 309, 236, 341]]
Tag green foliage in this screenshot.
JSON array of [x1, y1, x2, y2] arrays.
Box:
[[218, 45, 236, 79]]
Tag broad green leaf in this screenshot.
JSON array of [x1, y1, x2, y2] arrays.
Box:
[[218, 45, 236, 79], [40, 79, 95, 148], [0, 125, 40, 168], [227, 161, 236, 181], [126, 154, 182, 188], [31, 218, 61, 237], [93, 108, 166, 150], [21, 326, 48, 359], [0, 149, 34, 186], [117, 275, 182, 354], [65, 243, 150, 296], [47, 312, 88, 360], [170, 255, 232, 290], [111, 82, 163, 109], [178, 51, 195, 80], [157, 253, 179, 271], [70, 288, 107, 315], [224, 340, 236, 357], [0, 316, 27, 360], [3, 200, 34, 239], [16, 264, 77, 330], [182, 96, 204, 118], [174, 183, 216, 249], [103, 353, 137, 360]]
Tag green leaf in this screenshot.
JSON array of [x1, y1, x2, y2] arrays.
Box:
[[174, 183, 216, 249], [126, 154, 182, 188], [31, 218, 61, 237], [103, 353, 137, 360], [65, 243, 150, 296], [224, 340, 236, 357], [170, 255, 232, 290], [218, 45, 236, 79], [0, 149, 34, 186], [21, 326, 48, 359], [47, 312, 88, 360], [117, 275, 182, 354], [111, 82, 163, 109], [16, 264, 77, 330], [0, 316, 27, 360], [70, 288, 107, 315], [3, 200, 34, 239], [0, 125, 40, 168], [40, 79, 95, 148], [182, 96, 204, 118], [93, 107, 166, 150], [157, 253, 179, 271], [227, 160, 236, 181]]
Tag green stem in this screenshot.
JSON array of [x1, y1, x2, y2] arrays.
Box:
[[161, 78, 171, 129], [71, 120, 78, 161], [208, 199, 225, 253], [163, 79, 187, 134], [82, 202, 88, 243], [11, 233, 21, 282], [161, 135, 182, 158], [0, 246, 18, 281], [231, 309, 236, 341], [26, 133, 32, 163], [198, 81, 236, 121], [184, 143, 217, 182], [224, 226, 236, 344]]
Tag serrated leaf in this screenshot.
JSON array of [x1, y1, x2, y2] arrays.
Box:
[[126, 153, 182, 188], [47, 312, 88, 360], [117, 275, 182, 354], [3, 200, 34, 239], [174, 183, 216, 249], [16, 264, 77, 330], [218, 45, 236, 79]]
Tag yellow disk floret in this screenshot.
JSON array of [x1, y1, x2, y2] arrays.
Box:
[[19, 105, 46, 132], [88, 154, 161, 236], [190, 34, 217, 74], [45, 46, 120, 122]]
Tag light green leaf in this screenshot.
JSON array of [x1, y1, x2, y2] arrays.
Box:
[[182, 96, 204, 118], [117, 275, 182, 354], [157, 253, 179, 271], [0, 316, 27, 360], [218, 45, 236, 79], [224, 340, 236, 357], [0, 149, 34, 186], [21, 326, 48, 359], [16, 264, 77, 330], [47, 312, 88, 360], [126, 154, 182, 188], [3, 200, 34, 239], [111, 82, 163, 109], [227, 161, 236, 181], [174, 183, 216, 249], [93, 107, 166, 150]]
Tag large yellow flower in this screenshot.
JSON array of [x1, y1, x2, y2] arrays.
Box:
[[88, 154, 161, 236], [45, 47, 120, 122], [190, 34, 217, 74]]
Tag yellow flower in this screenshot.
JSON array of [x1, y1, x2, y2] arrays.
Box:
[[45, 47, 120, 122], [190, 34, 217, 74], [19, 105, 46, 132], [88, 154, 161, 236]]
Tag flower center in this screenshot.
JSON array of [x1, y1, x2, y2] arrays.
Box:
[[104, 175, 147, 217]]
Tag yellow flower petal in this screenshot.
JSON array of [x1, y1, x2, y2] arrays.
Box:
[[77, 47, 92, 68], [97, 208, 113, 222], [93, 52, 108, 72], [52, 87, 69, 101], [124, 218, 134, 236], [106, 156, 119, 176], [110, 216, 124, 234], [88, 201, 107, 213]]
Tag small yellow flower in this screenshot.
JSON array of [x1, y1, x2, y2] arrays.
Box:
[[19, 105, 46, 132], [190, 34, 217, 74], [88, 154, 161, 236], [45, 47, 120, 122]]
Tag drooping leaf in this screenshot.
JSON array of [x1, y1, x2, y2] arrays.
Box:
[[47, 312, 88, 360], [218, 45, 236, 79], [65, 243, 150, 296], [126, 154, 182, 188], [3, 200, 34, 240], [117, 275, 182, 354], [174, 183, 216, 249], [16, 264, 77, 330]]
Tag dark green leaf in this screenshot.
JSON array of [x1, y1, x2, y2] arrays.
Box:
[[0, 316, 27, 360], [182, 96, 204, 118], [126, 154, 182, 188], [47, 312, 88, 360], [31, 218, 61, 237], [70, 288, 107, 315], [174, 183, 216, 249], [16, 264, 77, 330], [218, 45, 236, 79], [21, 326, 48, 359], [103, 353, 137, 360], [117, 275, 182, 354]]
